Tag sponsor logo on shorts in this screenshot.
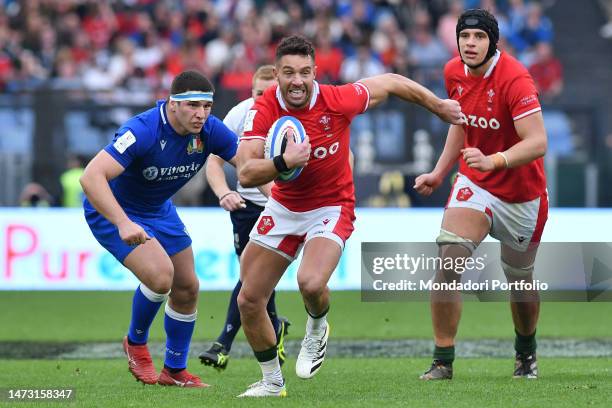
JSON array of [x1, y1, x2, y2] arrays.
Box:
[[322, 218, 330, 225], [257, 215, 275, 235], [456, 187, 473, 202]]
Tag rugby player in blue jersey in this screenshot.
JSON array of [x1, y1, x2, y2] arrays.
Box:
[[80, 71, 238, 388]]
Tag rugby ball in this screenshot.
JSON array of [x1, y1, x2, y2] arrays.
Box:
[[264, 116, 307, 182]]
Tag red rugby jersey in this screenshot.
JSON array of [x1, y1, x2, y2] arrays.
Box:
[[445, 51, 547, 202], [242, 81, 369, 211]]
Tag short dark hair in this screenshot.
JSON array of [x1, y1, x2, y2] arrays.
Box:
[[170, 70, 214, 95], [275, 35, 315, 62]]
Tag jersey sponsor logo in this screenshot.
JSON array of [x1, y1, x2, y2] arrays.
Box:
[[457, 85, 464, 96], [113, 130, 136, 154], [257, 215, 275, 235], [160, 139, 167, 151], [456, 187, 473, 202], [243, 110, 257, 132], [313, 141, 340, 159], [142, 162, 202, 181], [186, 135, 204, 155], [143, 166, 159, 180], [462, 113, 501, 130]]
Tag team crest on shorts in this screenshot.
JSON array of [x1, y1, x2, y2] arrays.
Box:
[[187, 135, 204, 155], [257, 216, 275, 235], [456, 187, 473, 202]]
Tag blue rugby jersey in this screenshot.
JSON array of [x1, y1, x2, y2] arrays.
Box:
[[85, 100, 237, 216]]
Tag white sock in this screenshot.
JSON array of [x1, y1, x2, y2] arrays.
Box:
[[306, 312, 328, 334], [259, 356, 284, 386]]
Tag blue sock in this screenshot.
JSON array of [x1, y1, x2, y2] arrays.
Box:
[[267, 290, 280, 336], [216, 280, 242, 352], [127, 284, 166, 345], [164, 303, 196, 370]]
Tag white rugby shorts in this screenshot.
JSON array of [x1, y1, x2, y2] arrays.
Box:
[[446, 173, 548, 251], [249, 197, 355, 260]]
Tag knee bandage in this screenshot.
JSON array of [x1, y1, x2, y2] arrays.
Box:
[[436, 229, 477, 254], [501, 259, 534, 279], [140, 283, 171, 302]]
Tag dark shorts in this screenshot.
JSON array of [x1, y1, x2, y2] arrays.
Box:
[[84, 204, 192, 263], [229, 199, 265, 256]]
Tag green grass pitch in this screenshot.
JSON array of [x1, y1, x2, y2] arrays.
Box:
[[1, 291, 611, 406]]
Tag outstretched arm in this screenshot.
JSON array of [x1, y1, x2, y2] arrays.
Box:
[[359, 73, 463, 125]]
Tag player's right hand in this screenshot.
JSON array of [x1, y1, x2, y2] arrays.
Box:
[[413, 173, 442, 196], [118, 220, 150, 247], [219, 191, 246, 211], [436, 99, 464, 125], [283, 134, 311, 169]]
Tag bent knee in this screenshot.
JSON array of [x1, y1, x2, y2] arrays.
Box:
[[237, 289, 264, 315], [237, 289, 253, 310], [142, 265, 174, 294], [501, 259, 534, 280], [298, 278, 326, 300], [172, 279, 199, 302]]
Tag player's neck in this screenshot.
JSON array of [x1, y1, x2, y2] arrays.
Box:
[[466, 56, 495, 77]]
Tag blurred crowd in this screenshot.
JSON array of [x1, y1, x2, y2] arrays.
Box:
[[0, 0, 562, 102]]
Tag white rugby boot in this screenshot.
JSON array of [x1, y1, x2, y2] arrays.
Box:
[[296, 323, 330, 379], [237, 379, 287, 398]]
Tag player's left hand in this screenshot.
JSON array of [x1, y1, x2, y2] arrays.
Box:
[[461, 147, 495, 172], [219, 191, 246, 211]]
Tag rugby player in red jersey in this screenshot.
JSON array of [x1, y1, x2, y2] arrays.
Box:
[[414, 9, 548, 380], [235, 35, 463, 397]]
